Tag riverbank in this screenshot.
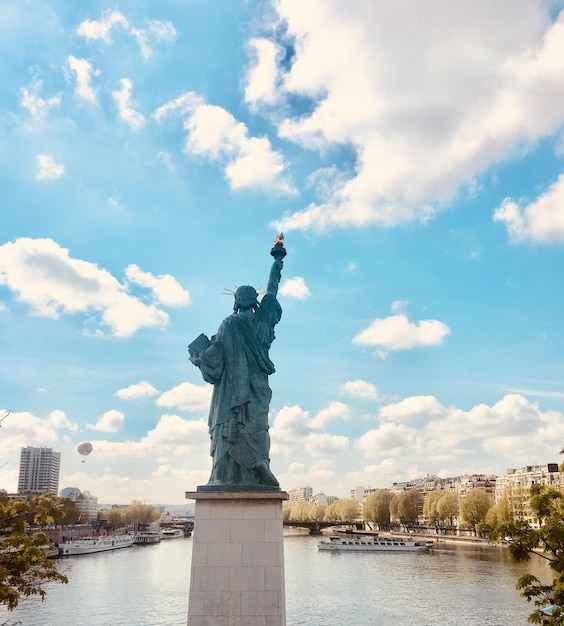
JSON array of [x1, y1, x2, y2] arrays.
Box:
[[331, 526, 507, 547]]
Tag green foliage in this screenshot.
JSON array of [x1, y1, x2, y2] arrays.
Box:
[[397, 489, 421, 527], [490, 482, 564, 624], [334, 499, 361, 524], [0, 493, 68, 611], [389, 494, 399, 522], [323, 502, 340, 522], [289, 501, 315, 522], [422, 490, 444, 528], [459, 489, 491, 534], [363, 489, 393, 529], [98, 500, 161, 528], [436, 492, 458, 527]]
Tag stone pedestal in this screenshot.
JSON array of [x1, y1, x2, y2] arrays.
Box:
[[185, 490, 288, 626]]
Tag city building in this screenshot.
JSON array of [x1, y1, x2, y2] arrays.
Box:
[[390, 473, 496, 500], [59, 487, 98, 522], [18, 446, 61, 495], [311, 493, 339, 506], [495, 463, 562, 502], [288, 486, 313, 506]]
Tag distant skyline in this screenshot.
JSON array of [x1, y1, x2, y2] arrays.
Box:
[[2, 1, 564, 504]]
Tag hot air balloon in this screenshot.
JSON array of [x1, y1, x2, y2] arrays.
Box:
[[77, 442, 92, 463]]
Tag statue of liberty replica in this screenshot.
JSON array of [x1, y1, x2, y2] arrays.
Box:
[[189, 234, 286, 491]]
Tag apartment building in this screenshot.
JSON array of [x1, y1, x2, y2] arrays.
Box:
[[18, 446, 61, 495]]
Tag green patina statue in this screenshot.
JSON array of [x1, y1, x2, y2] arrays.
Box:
[[189, 235, 286, 491]]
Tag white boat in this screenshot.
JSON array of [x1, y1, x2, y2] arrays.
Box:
[[59, 534, 135, 556], [318, 535, 434, 552], [160, 527, 184, 539], [134, 524, 162, 545]]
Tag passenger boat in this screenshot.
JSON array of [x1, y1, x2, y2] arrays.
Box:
[[318, 535, 434, 552], [59, 533, 135, 556], [160, 527, 184, 539], [134, 523, 162, 545]]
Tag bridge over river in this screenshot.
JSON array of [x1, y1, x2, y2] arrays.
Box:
[[283, 520, 372, 535]]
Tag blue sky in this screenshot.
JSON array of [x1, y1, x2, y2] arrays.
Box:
[[2, 0, 564, 505]]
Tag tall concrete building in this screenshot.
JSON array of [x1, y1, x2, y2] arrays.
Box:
[[18, 446, 61, 495]]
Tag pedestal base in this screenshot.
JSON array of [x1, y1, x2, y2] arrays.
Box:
[[186, 490, 288, 626]]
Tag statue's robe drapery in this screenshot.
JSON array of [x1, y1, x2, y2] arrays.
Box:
[[197, 293, 282, 485]]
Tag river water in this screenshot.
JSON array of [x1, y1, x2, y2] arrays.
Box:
[[2, 532, 549, 626]]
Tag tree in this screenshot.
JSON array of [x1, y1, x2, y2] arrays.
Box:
[[481, 491, 514, 532], [289, 501, 315, 522], [389, 494, 399, 524], [397, 489, 421, 528], [459, 489, 491, 535], [489, 451, 564, 624], [335, 499, 361, 527], [363, 489, 393, 529], [99, 507, 125, 527], [323, 503, 340, 522], [436, 492, 458, 527], [423, 490, 444, 530], [0, 493, 68, 611], [123, 500, 161, 526], [311, 504, 326, 522], [99, 501, 161, 529]]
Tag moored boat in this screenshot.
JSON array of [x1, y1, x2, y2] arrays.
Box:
[[59, 533, 135, 556], [134, 523, 162, 545], [318, 535, 434, 552], [160, 527, 184, 539]]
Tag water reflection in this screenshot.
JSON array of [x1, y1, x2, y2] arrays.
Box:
[[1, 533, 550, 626]]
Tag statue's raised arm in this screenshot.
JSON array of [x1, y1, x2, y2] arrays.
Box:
[[267, 233, 286, 297]]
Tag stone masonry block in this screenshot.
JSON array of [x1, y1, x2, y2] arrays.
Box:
[[203, 590, 242, 616], [231, 518, 265, 543], [229, 566, 266, 591], [207, 542, 242, 567], [241, 542, 278, 567], [241, 590, 280, 616], [191, 565, 230, 592]]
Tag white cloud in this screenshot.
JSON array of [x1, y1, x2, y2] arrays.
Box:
[[271, 402, 349, 444], [153, 92, 295, 194], [0, 238, 174, 338], [379, 395, 447, 423], [356, 422, 424, 459], [87, 409, 125, 433], [311, 402, 350, 429], [156, 382, 212, 412], [46, 410, 79, 431], [20, 80, 61, 118], [0, 410, 77, 452], [391, 300, 408, 312], [157, 151, 176, 173], [125, 264, 190, 307], [36, 154, 64, 180], [353, 313, 450, 355], [342, 380, 378, 401], [77, 10, 176, 60], [130, 20, 177, 60], [67, 55, 98, 103], [112, 78, 145, 130], [304, 433, 348, 456], [264, 1, 564, 232], [279, 276, 310, 299], [244, 38, 283, 108], [116, 381, 159, 401], [493, 172, 564, 243], [76, 10, 129, 42]]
